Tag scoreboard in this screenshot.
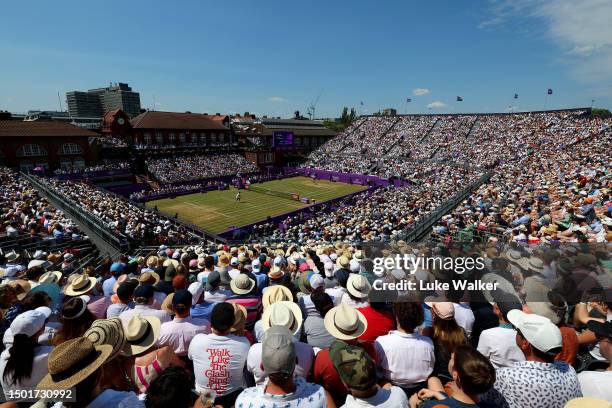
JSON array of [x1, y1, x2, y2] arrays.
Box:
[[272, 131, 294, 148]]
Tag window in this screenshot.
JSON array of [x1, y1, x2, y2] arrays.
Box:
[[211, 133, 217, 144], [19, 160, 34, 172], [168, 133, 176, 143], [59, 143, 83, 155], [156, 131, 164, 145], [144, 133, 152, 145], [73, 157, 85, 169], [17, 144, 47, 157], [179, 133, 186, 143], [60, 158, 72, 170], [200, 133, 206, 144]]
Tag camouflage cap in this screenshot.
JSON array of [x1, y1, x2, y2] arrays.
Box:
[[330, 340, 375, 391]]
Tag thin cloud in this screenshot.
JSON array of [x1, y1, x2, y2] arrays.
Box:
[[267, 96, 285, 103], [479, 0, 612, 87], [427, 101, 446, 109], [412, 88, 430, 96]]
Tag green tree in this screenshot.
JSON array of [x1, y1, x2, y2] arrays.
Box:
[[323, 106, 359, 132]]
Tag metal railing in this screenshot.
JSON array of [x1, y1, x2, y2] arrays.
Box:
[[395, 171, 493, 243], [22, 173, 129, 252]]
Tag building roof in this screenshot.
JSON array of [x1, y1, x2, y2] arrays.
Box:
[[203, 114, 229, 122], [261, 127, 336, 137], [131, 111, 227, 130], [0, 120, 98, 138]]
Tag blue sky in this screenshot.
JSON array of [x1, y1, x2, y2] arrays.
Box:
[[1, 0, 611, 117]]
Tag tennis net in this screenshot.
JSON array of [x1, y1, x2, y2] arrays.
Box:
[[247, 184, 300, 201]]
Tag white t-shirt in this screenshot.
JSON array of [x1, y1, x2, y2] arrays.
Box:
[[247, 341, 314, 384], [234, 377, 328, 408], [0, 345, 54, 392], [341, 386, 408, 408], [477, 326, 525, 369], [188, 333, 250, 395], [577, 370, 612, 401], [374, 330, 434, 386], [453, 303, 475, 337]]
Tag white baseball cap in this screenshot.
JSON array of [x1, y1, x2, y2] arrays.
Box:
[[508, 309, 562, 352], [9, 310, 47, 337], [188, 282, 204, 305], [230, 257, 239, 267], [252, 259, 262, 273]]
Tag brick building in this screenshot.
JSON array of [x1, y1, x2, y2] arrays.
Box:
[[0, 121, 96, 171], [130, 111, 233, 148]]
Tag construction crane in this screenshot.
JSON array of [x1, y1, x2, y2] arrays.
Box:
[[307, 89, 323, 120]]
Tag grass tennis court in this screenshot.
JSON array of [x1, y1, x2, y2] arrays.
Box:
[[146, 176, 367, 234]]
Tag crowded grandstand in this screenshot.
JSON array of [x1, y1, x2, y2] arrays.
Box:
[[0, 106, 611, 408]]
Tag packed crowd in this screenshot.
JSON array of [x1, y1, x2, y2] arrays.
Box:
[[53, 161, 131, 176], [0, 241, 609, 408], [431, 130, 612, 244], [259, 165, 484, 243], [0, 168, 85, 242], [308, 110, 611, 177], [37, 177, 194, 246], [129, 181, 229, 202], [146, 154, 258, 184]]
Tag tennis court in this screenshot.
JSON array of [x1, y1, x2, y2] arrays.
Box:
[[145, 176, 367, 234]]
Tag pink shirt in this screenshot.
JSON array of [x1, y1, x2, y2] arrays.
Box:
[[158, 316, 211, 356]]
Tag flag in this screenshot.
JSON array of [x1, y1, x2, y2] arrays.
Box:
[[514, 93, 518, 99], [457, 96, 463, 102], [406, 98, 412, 103], [547, 89, 553, 95]]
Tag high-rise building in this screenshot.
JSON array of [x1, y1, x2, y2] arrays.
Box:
[[66, 82, 141, 118]]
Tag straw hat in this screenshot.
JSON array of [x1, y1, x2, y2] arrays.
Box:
[[138, 271, 160, 286], [481, 273, 518, 305], [261, 301, 303, 336], [37, 337, 113, 390], [346, 274, 371, 299], [262, 285, 293, 308], [230, 274, 255, 295], [268, 266, 284, 280], [564, 397, 612, 408], [336, 256, 350, 269], [84, 318, 126, 361], [161, 293, 175, 315], [217, 254, 230, 268], [7, 280, 31, 301], [38, 271, 62, 285], [324, 303, 367, 341], [122, 315, 160, 356], [524, 277, 567, 325], [230, 303, 247, 334], [64, 274, 96, 297]]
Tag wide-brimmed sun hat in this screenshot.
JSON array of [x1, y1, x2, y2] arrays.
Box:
[[38, 271, 62, 285], [64, 274, 96, 297], [346, 274, 371, 299], [481, 273, 518, 305], [138, 271, 160, 286], [84, 318, 126, 361], [324, 303, 368, 341], [262, 285, 293, 308], [261, 301, 303, 336], [7, 280, 32, 301], [230, 274, 255, 295], [37, 337, 113, 390], [122, 315, 160, 356], [268, 266, 284, 280]]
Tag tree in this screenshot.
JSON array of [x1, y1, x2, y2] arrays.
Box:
[[323, 106, 359, 132], [592, 108, 611, 117]]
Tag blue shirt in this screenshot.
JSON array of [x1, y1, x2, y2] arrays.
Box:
[[191, 302, 218, 321]]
